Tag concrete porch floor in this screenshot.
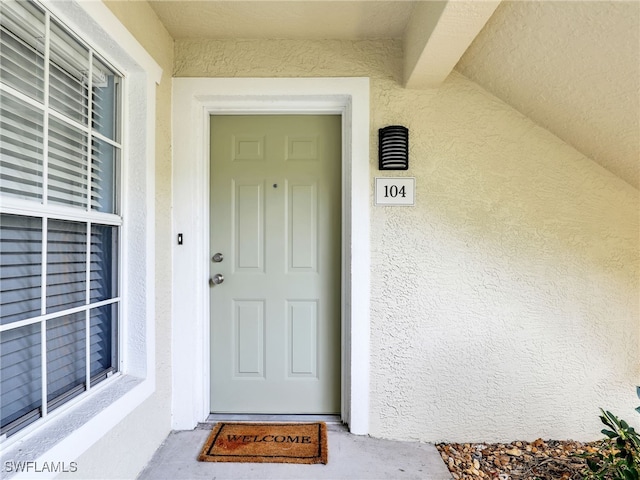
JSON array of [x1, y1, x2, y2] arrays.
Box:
[[137, 421, 452, 480]]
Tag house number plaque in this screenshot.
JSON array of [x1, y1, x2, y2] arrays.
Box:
[[374, 177, 415, 206]]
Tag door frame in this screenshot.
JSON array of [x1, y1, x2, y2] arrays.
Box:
[[171, 78, 370, 434]]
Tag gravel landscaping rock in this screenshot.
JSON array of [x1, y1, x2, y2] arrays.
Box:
[[436, 438, 605, 479]]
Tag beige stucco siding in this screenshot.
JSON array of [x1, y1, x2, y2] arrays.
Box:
[[63, 26, 638, 477], [175, 38, 639, 443]]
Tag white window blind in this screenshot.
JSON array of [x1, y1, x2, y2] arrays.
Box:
[[48, 20, 89, 126], [0, 0, 45, 103], [0, 323, 42, 430], [0, 92, 44, 201], [47, 118, 88, 208], [0, 0, 122, 438], [0, 214, 42, 324]]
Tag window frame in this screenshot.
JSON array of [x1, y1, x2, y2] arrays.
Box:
[[1, 0, 125, 438], [0, 0, 160, 467]]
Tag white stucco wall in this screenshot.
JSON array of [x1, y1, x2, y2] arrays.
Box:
[[175, 38, 639, 443]]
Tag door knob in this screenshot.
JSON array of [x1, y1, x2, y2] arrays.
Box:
[[211, 273, 224, 285], [212, 253, 224, 263]]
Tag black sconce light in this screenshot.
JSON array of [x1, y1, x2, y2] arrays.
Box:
[[378, 125, 409, 170]]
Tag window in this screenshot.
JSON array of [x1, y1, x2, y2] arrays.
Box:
[[0, 0, 122, 439]]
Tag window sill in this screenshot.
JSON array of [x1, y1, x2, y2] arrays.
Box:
[[0, 375, 153, 479]]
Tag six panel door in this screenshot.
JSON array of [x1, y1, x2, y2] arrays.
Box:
[[209, 115, 341, 413]]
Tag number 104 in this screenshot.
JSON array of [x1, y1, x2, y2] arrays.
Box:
[[383, 185, 406, 198]]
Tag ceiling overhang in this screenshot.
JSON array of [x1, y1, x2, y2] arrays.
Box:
[[404, 0, 500, 89]]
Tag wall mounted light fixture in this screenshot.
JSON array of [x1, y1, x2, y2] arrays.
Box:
[[378, 125, 409, 170]]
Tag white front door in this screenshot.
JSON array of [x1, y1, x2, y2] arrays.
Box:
[[209, 115, 341, 413]]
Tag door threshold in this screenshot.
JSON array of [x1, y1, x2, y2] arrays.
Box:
[[198, 414, 344, 430]]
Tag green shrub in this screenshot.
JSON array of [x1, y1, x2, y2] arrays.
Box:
[[582, 387, 640, 480]]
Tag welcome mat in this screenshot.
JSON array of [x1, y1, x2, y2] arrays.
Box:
[[198, 422, 328, 465]]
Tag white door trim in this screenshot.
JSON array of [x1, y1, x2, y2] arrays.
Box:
[[171, 77, 370, 434]]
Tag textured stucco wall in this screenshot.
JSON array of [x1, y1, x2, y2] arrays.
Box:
[[57, 2, 175, 478], [175, 38, 639, 443], [456, 1, 640, 190]]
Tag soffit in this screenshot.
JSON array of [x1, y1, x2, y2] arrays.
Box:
[[148, 1, 417, 40]]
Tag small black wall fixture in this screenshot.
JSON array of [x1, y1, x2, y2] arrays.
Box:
[[378, 125, 409, 170]]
